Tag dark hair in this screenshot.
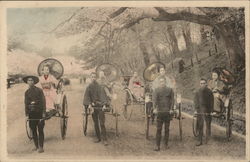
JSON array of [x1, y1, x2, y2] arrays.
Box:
[[200, 78, 207, 82]]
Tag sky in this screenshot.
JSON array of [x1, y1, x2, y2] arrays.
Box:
[[7, 7, 81, 54]]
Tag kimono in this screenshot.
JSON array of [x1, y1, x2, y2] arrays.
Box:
[[208, 79, 226, 112], [128, 76, 144, 99], [38, 74, 58, 110]]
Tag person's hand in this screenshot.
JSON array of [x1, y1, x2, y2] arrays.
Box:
[[212, 89, 217, 93], [42, 112, 46, 118], [102, 105, 106, 111], [153, 109, 157, 115]]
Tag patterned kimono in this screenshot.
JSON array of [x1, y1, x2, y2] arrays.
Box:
[[38, 74, 58, 110], [128, 76, 144, 99]]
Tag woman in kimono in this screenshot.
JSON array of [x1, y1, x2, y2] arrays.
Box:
[[128, 71, 144, 101], [38, 65, 58, 111]]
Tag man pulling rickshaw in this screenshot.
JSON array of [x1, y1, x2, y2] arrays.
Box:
[[24, 58, 69, 152], [24, 75, 46, 153]]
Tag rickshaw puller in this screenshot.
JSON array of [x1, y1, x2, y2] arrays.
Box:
[[153, 77, 174, 151], [23, 75, 46, 153], [83, 72, 108, 146], [194, 78, 214, 146]]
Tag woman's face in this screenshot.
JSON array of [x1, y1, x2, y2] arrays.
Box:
[[212, 72, 219, 80], [160, 68, 165, 76], [99, 71, 105, 77], [43, 66, 50, 75]]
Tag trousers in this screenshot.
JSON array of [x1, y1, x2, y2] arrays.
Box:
[[29, 112, 45, 148], [92, 109, 107, 141], [197, 114, 211, 143], [156, 113, 171, 147]]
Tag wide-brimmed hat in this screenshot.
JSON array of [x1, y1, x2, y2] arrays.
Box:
[[23, 76, 39, 84]]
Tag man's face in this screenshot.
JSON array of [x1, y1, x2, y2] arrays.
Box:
[[43, 66, 50, 75], [212, 72, 219, 80], [91, 73, 97, 82], [200, 80, 207, 88], [159, 68, 165, 76], [27, 78, 34, 87], [159, 78, 166, 88]]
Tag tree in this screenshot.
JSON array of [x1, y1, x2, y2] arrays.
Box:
[[53, 7, 245, 73]]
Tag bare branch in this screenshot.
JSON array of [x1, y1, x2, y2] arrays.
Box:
[[153, 7, 213, 26], [49, 7, 83, 33], [109, 7, 128, 18]]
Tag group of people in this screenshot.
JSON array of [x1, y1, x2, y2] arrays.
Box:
[[23, 63, 228, 153], [127, 67, 228, 151]]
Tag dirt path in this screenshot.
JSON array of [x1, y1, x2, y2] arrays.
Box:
[[6, 79, 246, 160]]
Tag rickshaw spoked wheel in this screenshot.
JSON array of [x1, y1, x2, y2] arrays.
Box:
[[192, 114, 199, 137], [123, 89, 133, 120], [60, 95, 68, 140], [226, 100, 233, 141], [25, 120, 33, 140]]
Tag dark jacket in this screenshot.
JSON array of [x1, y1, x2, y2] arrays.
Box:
[[24, 86, 46, 116], [153, 86, 174, 113], [83, 81, 107, 107], [194, 87, 214, 113]]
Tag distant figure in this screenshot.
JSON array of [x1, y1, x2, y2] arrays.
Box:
[[128, 71, 144, 101], [80, 77, 83, 84], [194, 78, 214, 146], [178, 59, 185, 73], [38, 65, 58, 112], [23, 75, 46, 153], [153, 77, 174, 151], [7, 79, 11, 88]]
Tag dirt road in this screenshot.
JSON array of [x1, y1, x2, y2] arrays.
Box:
[[6, 79, 246, 160]]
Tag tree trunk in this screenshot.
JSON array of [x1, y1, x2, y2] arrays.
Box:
[[167, 25, 179, 54], [139, 40, 150, 67], [217, 23, 245, 72], [182, 24, 192, 52]]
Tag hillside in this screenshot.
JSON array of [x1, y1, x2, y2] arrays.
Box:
[[171, 45, 245, 134]]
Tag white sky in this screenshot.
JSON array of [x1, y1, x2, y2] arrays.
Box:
[[7, 7, 80, 54]]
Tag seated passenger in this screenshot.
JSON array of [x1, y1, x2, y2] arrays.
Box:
[[38, 65, 58, 115], [128, 71, 144, 101], [97, 70, 113, 105], [208, 70, 227, 113], [152, 67, 175, 91]]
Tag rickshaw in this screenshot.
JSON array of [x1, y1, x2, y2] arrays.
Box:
[[122, 62, 183, 140], [82, 63, 120, 137], [26, 58, 69, 140], [192, 67, 235, 141]]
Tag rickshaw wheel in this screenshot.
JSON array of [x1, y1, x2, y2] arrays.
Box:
[[25, 120, 33, 140], [122, 89, 133, 120], [226, 101, 233, 141], [145, 102, 152, 140], [60, 95, 68, 140], [192, 114, 199, 137], [178, 103, 183, 141], [82, 112, 87, 136]]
